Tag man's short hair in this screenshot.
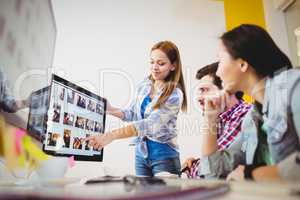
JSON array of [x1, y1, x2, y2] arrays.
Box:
[[196, 62, 222, 89]]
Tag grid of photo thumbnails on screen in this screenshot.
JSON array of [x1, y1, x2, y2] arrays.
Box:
[[47, 78, 105, 156], [28, 76, 106, 159]]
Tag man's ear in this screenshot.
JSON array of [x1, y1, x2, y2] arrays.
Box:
[[239, 60, 249, 73]]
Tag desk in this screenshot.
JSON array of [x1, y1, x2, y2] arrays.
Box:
[[1, 117, 300, 200], [0, 178, 300, 200]]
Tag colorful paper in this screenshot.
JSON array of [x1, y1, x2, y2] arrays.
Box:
[[1, 116, 49, 171], [3, 126, 18, 169], [22, 135, 49, 161], [68, 156, 75, 168], [15, 129, 26, 155], [0, 116, 5, 156]]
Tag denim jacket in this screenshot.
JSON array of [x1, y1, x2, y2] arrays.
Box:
[[199, 68, 300, 180], [121, 78, 183, 158]]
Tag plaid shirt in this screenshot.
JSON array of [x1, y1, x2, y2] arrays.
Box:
[[188, 100, 252, 178], [217, 100, 252, 150]]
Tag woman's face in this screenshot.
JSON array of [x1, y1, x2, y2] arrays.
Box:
[[150, 49, 175, 81], [216, 41, 243, 94]]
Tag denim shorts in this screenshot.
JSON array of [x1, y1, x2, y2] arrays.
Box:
[[135, 155, 181, 177]]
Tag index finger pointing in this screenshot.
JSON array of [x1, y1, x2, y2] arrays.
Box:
[[84, 136, 95, 143]]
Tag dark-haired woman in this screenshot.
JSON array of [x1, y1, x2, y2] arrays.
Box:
[[201, 24, 300, 181]]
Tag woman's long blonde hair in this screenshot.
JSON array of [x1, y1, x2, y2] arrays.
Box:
[[150, 41, 187, 112]]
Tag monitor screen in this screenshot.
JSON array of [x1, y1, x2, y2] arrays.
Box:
[[28, 74, 106, 161]]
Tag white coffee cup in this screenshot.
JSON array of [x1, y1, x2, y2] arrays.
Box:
[[0, 157, 33, 180], [36, 156, 69, 180]]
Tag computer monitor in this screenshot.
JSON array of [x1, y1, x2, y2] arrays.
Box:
[[27, 74, 106, 161]]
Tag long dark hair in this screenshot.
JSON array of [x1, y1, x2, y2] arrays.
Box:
[[221, 24, 292, 77]]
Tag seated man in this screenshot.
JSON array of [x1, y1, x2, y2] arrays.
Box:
[[182, 62, 251, 179], [0, 67, 29, 113]]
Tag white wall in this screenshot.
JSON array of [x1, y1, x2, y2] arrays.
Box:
[[263, 0, 291, 59], [52, 0, 226, 177], [284, 0, 300, 66]]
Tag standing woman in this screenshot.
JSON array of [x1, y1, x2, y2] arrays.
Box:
[[214, 24, 300, 181], [86, 41, 187, 177]]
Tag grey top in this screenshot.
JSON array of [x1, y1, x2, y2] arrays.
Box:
[[0, 67, 17, 113], [198, 68, 300, 181]]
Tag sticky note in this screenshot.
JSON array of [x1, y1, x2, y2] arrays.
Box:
[[15, 129, 26, 155], [68, 156, 75, 168], [22, 135, 49, 161]]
